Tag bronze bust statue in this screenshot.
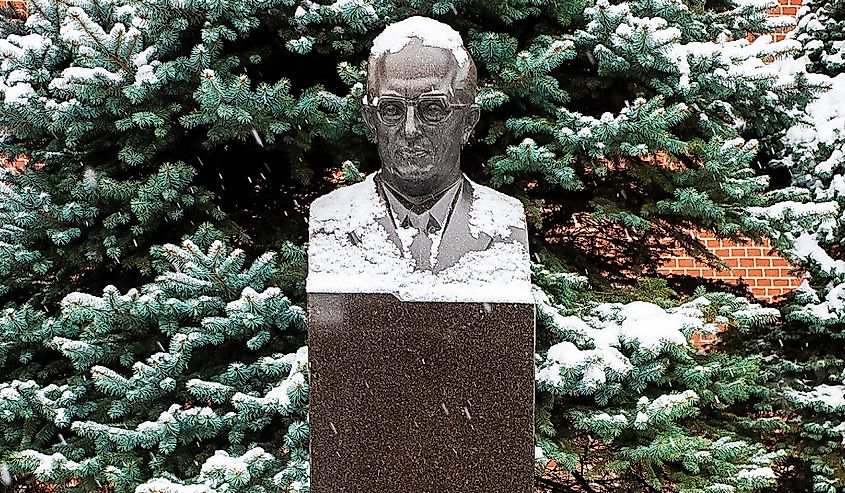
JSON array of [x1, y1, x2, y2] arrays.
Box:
[[308, 16, 531, 302]]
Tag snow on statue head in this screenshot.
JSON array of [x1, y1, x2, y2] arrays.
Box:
[[307, 16, 531, 303], [367, 16, 477, 105]]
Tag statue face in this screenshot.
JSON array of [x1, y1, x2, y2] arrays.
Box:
[[364, 41, 480, 199]]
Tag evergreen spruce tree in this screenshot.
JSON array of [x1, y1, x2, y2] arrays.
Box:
[[737, 0, 845, 490], [0, 0, 812, 491], [533, 272, 787, 492]]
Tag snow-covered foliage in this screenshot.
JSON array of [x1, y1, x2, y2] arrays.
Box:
[[1, 233, 308, 492], [0, 0, 817, 490], [741, 0, 845, 488], [533, 270, 784, 492], [136, 448, 280, 493]]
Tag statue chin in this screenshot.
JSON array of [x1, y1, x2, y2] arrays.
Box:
[[384, 160, 434, 185], [382, 155, 461, 199], [396, 163, 434, 181]]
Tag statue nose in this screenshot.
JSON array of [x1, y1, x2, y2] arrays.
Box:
[[402, 106, 421, 138]]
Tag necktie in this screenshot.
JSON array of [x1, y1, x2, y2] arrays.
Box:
[[402, 213, 438, 270]]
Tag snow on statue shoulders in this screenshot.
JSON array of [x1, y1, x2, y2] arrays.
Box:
[[307, 173, 531, 303]]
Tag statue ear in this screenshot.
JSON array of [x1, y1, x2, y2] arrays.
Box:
[[362, 104, 378, 143], [461, 105, 481, 144]]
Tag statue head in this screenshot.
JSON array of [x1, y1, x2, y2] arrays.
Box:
[[362, 17, 481, 201]]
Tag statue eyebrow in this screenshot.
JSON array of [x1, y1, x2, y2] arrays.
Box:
[[376, 89, 453, 98]]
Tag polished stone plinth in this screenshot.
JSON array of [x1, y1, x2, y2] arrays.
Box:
[[308, 293, 535, 493]]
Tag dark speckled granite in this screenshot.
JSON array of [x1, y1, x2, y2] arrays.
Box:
[[309, 293, 535, 493]]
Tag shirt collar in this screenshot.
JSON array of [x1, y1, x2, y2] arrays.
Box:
[[378, 174, 462, 233]]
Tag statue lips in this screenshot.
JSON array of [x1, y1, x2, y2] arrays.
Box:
[[390, 147, 432, 178], [397, 147, 430, 159]]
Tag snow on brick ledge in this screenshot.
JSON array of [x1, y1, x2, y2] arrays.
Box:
[[307, 173, 532, 303]]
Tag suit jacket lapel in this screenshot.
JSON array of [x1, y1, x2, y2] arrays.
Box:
[[433, 177, 492, 273], [371, 177, 404, 253], [376, 213, 403, 252], [361, 175, 494, 272]]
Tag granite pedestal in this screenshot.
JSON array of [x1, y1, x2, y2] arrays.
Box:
[[309, 293, 535, 493]]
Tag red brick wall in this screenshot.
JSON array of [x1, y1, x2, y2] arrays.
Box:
[[1, 155, 28, 169], [658, 5, 803, 305], [772, 0, 802, 38], [658, 233, 801, 348], [657, 233, 802, 302], [659, 233, 803, 347], [772, 0, 800, 19], [0, 1, 25, 14]]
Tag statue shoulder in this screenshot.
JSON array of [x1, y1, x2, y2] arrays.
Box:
[[465, 178, 527, 241], [309, 174, 383, 233], [468, 180, 524, 211]]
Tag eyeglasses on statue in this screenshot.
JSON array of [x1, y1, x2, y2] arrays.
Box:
[[369, 94, 474, 126]]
